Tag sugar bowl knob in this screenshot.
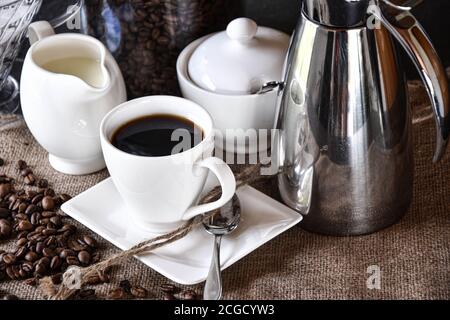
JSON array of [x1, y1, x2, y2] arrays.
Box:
[[226, 18, 258, 42]]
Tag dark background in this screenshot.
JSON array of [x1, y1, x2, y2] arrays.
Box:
[[230, 0, 450, 79]]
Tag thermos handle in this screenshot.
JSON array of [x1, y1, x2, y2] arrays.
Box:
[[369, 0, 450, 162]]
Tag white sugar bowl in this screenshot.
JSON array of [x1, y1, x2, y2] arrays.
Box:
[[177, 18, 290, 154]]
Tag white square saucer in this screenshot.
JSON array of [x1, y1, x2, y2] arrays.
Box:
[[61, 174, 302, 285]]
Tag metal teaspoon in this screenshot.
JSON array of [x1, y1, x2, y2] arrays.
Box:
[[203, 194, 241, 300]]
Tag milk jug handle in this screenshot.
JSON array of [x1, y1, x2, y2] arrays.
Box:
[[369, 0, 450, 162], [28, 21, 55, 45]]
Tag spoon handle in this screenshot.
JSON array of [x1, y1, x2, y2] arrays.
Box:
[[203, 235, 223, 300]]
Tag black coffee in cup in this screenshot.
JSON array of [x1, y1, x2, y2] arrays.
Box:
[[111, 114, 204, 157]]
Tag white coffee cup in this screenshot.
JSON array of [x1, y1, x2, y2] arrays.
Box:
[[100, 96, 236, 233]]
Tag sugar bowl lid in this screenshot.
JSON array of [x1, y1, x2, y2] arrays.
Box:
[[188, 18, 290, 95]]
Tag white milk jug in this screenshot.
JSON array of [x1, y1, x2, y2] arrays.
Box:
[[20, 21, 127, 175]]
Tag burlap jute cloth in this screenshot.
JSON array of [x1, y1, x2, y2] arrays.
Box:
[[1, 80, 450, 300]]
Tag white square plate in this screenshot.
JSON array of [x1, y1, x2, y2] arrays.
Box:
[[61, 175, 302, 285]]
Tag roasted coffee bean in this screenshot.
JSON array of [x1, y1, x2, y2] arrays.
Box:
[[66, 256, 79, 266], [163, 293, 177, 300], [46, 236, 58, 247], [42, 228, 57, 236], [25, 277, 37, 286], [0, 219, 12, 238], [83, 235, 97, 248], [24, 251, 38, 262], [8, 193, 18, 202], [108, 288, 126, 300], [15, 213, 27, 220], [59, 224, 76, 234], [17, 160, 27, 170], [15, 246, 27, 259], [24, 174, 36, 186], [9, 199, 18, 211], [31, 194, 44, 205], [49, 216, 62, 227], [41, 211, 55, 218], [78, 250, 90, 265], [34, 262, 47, 275], [0, 183, 11, 198], [42, 247, 55, 257], [91, 252, 101, 264], [20, 168, 32, 177], [35, 241, 45, 254], [59, 194, 72, 203], [44, 188, 55, 197], [68, 239, 86, 251], [78, 289, 96, 299], [119, 279, 131, 293], [2, 253, 16, 264], [41, 196, 55, 211], [2, 294, 19, 300], [37, 179, 48, 188], [18, 268, 28, 278], [18, 220, 33, 231], [18, 202, 27, 213], [160, 283, 180, 294], [31, 212, 40, 225], [130, 286, 147, 299], [35, 226, 45, 233], [0, 158, 4, 166], [25, 204, 38, 215], [21, 261, 34, 273], [17, 238, 27, 247], [17, 231, 28, 239], [51, 273, 62, 285], [180, 290, 197, 300], [60, 249, 76, 259], [25, 189, 37, 198], [50, 256, 61, 270], [5, 266, 15, 279], [12, 265, 22, 279], [39, 256, 50, 266]]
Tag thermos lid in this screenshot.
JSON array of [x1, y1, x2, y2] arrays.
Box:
[[188, 18, 290, 95], [302, 0, 371, 27]]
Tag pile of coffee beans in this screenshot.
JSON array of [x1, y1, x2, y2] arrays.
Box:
[[85, 0, 228, 98], [0, 160, 100, 285], [1, 157, 201, 300]]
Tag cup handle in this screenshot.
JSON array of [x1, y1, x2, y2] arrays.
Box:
[[28, 21, 55, 45], [182, 157, 236, 220]]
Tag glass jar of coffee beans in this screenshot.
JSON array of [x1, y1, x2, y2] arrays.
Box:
[[84, 0, 230, 98]]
